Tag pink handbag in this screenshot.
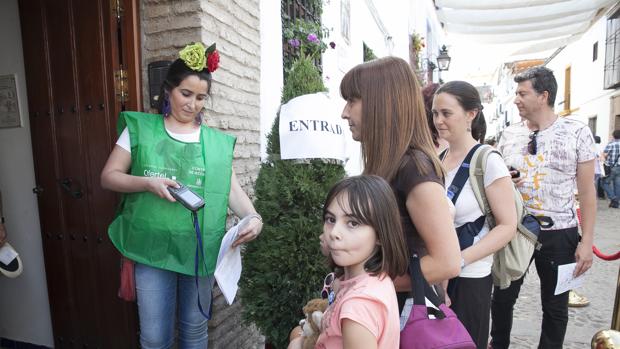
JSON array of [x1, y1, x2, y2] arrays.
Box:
[[400, 255, 475, 349]]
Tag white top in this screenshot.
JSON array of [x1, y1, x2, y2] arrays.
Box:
[[116, 126, 201, 153], [498, 117, 596, 229], [445, 151, 510, 278], [595, 143, 605, 175]]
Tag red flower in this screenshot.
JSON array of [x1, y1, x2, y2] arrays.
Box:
[[207, 50, 220, 73]]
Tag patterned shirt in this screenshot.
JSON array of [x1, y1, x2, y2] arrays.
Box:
[[498, 117, 596, 230], [604, 139, 620, 167]]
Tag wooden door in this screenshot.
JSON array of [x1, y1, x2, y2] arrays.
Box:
[[18, 0, 141, 347]]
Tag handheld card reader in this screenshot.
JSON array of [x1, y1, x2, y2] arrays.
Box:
[[167, 182, 205, 211]]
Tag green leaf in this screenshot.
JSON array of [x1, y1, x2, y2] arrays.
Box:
[[206, 43, 216, 54]]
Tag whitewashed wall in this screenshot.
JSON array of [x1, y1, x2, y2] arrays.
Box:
[[259, 0, 284, 160], [546, 14, 619, 144], [321, 0, 429, 175]]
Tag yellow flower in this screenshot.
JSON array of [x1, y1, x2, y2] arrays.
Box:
[[179, 42, 206, 71]]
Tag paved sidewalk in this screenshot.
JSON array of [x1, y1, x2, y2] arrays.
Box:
[[506, 199, 620, 348]]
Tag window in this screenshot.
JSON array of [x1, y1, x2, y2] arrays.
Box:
[[604, 4, 620, 89], [281, 0, 323, 78], [363, 43, 376, 62], [340, 0, 350, 44], [588, 116, 597, 136], [564, 66, 571, 112], [593, 41, 598, 62]]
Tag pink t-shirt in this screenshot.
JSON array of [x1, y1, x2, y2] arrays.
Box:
[[315, 272, 400, 349]]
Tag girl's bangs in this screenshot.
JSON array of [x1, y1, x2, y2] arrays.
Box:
[[335, 185, 373, 226]]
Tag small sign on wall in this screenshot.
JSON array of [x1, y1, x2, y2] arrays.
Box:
[[279, 92, 347, 161], [0, 74, 21, 128]]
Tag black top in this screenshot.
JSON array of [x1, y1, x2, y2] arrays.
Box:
[[390, 149, 444, 256]]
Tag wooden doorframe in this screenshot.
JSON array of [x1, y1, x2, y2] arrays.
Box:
[[108, 0, 142, 117], [121, 0, 142, 113]]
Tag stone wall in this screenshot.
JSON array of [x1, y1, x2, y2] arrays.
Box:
[[141, 0, 264, 347]]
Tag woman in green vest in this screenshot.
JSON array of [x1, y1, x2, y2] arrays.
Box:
[[101, 42, 263, 349]]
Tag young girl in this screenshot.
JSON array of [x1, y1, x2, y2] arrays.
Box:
[[314, 175, 408, 349]]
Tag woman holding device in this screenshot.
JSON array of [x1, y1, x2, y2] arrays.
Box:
[[101, 42, 262, 349]]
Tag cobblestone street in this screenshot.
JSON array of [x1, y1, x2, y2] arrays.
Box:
[[507, 199, 620, 348]]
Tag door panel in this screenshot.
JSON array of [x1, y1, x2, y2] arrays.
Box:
[[18, 0, 139, 347], [18, 1, 78, 344]]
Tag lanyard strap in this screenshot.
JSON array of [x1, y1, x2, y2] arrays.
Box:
[[192, 211, 212, 320], [446, 144, 482, 204]]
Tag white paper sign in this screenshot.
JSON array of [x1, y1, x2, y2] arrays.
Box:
[[554, 263, 585, 295], [214, 216, 253, 305], [279, 92, 347, 161]]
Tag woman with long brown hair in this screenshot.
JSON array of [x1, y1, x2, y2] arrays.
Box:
[[339, 57, 461, 308]]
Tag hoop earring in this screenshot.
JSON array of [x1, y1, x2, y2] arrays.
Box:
[[195, 109, 205, 125], [162, 93, 171, 117]]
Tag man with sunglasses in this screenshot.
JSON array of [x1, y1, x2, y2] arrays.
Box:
[[489, 66, 597, 349]]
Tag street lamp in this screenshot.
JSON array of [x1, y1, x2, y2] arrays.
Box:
[[437, 45, 451, 71]]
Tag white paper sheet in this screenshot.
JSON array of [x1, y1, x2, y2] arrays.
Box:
[[554, 262, 585, 295], [214, 216, 252, 305], [0, 244, 18, 265]]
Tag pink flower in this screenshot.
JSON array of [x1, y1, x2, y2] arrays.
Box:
[[288, 39, 301, 48], [207, 50, 220, 73], [307, 33, 319, 43]]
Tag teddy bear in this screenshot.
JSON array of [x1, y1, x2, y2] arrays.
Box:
[[289, 298, 329, 349]]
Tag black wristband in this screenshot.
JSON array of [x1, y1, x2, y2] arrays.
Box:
[[1, 216, 4, 224]]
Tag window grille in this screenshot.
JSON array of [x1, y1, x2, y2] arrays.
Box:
[[281, 0, 323, 77]]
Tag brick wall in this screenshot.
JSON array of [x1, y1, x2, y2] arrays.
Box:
[[141, 0, 264, 347]]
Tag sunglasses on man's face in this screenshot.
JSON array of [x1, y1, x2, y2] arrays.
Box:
[[528, 130, 539, 155], [321, 272, 335, 301]]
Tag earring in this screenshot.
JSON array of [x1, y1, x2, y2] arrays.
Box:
[[195, 108, 206, 125], [467, 124, 472, 132], [162, 93, 171, 117]]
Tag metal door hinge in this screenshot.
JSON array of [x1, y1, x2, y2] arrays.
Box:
[[112, 0, 124, 20], [114, 66, 129, 104]]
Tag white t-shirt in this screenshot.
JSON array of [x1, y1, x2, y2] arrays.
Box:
[[445, 151, 510, 278], [116, 126, 201, 153], [498, 117, 596, 230], [595, 143, 605, 175]]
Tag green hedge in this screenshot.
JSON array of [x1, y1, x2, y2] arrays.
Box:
[[239, 55, 345, 349]]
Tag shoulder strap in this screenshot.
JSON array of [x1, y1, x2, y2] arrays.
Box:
[[439, 148, 448, 161], [446, 144, 482, 204], [408, 254, 445, 317], [469, 145, 500, 228]]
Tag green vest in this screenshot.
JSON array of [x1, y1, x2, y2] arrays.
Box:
[[108, 111, 235, 275]]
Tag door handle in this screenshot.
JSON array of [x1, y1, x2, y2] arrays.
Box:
[[32, 185, 44, 195], [58, 178, 83, 199]]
